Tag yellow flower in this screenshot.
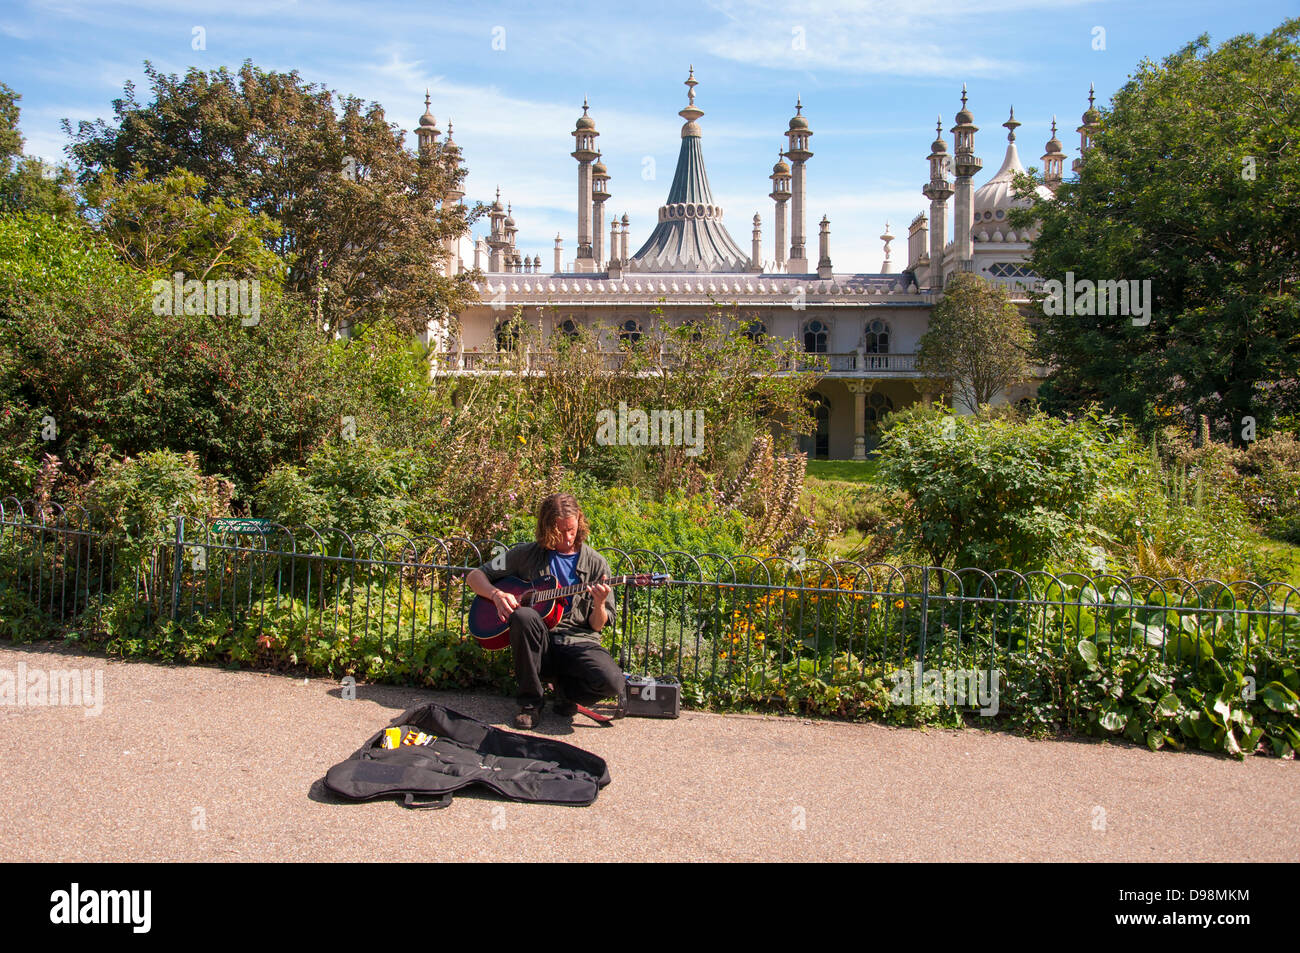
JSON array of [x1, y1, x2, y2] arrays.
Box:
[[719, 652, 728, 660], [871, 601, 880, 609], [894, 599, 905, 610], [517, 435, 526, 443]]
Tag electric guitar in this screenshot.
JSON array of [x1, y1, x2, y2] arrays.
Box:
[[468, 573, 671, 650]]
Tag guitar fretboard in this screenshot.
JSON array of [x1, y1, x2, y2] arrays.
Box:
[[523, 575, 639, 604]]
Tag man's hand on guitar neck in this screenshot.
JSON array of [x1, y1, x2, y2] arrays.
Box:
[[588, 578, 612, 632]]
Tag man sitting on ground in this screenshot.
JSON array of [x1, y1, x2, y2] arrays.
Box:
[[466, 492, 626, 729]]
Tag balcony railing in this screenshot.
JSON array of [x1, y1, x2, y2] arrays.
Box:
[[436, 350, 923, 376]]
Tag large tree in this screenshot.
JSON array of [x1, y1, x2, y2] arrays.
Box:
[[1011, 19, 1300, 443], [915, 272, 1032, 412], [0, 83, 77, 218], [64, 61, 477, 335]]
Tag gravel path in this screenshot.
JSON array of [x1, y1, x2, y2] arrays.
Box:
[[1, 642, 1295, 862]]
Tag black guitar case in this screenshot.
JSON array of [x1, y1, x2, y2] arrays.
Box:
[[323, 702, 611, 809]]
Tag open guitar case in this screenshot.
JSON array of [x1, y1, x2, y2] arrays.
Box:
[[323, 702, 611, 809]]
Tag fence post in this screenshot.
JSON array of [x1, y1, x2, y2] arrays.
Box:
[[918, 565, 931, 666], [170, 514, 185, 622]]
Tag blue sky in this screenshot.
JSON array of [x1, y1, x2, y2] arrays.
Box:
[[2, 0, 1294, 272]]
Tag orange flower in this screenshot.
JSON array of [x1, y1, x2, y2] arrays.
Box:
[[894, 599, 905, 610]]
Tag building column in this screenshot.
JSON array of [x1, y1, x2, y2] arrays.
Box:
[[846, 380, 876, 461]]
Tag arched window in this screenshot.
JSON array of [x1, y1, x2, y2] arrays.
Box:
[[988, 262, 1036, 279], [741, 320, 767, 344], [803, 319, 828, 353], [865, 392, 895, 436], [494, 319, 523, 351], [864, 319, 890, 354], [559, 319, 579, 339], [618, 318, 643, 347]]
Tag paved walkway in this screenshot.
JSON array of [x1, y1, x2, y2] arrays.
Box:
[[1, 642, 1295, 862]]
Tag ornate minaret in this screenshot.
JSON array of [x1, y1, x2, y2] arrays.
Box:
[[505, 204, 518, 271], [1072, 85, 1101, 177], [415, 90, 440, 157], [751, 214, 762, 272], [571, 99, 599, 272], [441, 119, 464, 274], [592, 152, 610, 270], [921, 117, 954, 290], [951, 85, 982, 272], [880, 221, 896, 273], [769, 151, 791, 272], [553, 234, 563, 274], [1042, 117, 1065, 191], [487, 188, 509, 272], [785, 98, 813, 273], [816, 215, 832, 279], [620, 213, 630, 262]]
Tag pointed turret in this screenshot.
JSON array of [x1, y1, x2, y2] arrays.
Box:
[[1042, 117, 1064, 191], [1073, 84, 1101, 176], [625, 69, 750, 273]]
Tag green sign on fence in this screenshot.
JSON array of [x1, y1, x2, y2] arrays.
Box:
[[211, 518, 275, 534]]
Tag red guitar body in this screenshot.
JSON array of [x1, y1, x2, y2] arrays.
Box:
[[467, 576, 566, 650]]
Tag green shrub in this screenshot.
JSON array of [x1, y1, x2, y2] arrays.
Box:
[[876, 408, 1127, 570]]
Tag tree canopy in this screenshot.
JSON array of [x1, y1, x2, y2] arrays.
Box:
[[64, 61, 478, 335], [915, 272, 1031, 412], [1011, 18, 1300, 444]]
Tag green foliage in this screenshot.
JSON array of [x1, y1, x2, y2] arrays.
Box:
[[915, 273, 1031, 412], [552, 479, 748, 556], [65, 60, 477, 336], [0, 84, 77, 218], [1012, 19, 1300, 439], [257, 438, 417, 538], [84, 165, 284, 288], [876, 407, 1127, 569]]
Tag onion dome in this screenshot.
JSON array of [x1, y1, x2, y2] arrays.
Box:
[[575, 99, 596, 130], [788, 97, 809, 130], [1044, 117, 1063, 154], [491, 186, 504, 213], [773, 154, 791, 174], [955, 84, 973, 125], [418, 90, 438, 130], [930, 116, 947, 153], [1082, 84, 1101, 124]]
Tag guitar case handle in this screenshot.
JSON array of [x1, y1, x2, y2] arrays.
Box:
[[401, 792, 454, 810]]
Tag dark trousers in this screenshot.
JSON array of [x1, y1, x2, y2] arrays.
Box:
[[508, 607, 625, 707]]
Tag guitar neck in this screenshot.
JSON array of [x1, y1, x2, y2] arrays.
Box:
[[528, 575, 636, 603]]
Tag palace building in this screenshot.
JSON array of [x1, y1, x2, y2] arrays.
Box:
[[417, 71, 1101, 460]]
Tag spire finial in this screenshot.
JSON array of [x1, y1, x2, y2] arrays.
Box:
[[1051, 116, 1058, 136], [424, 89, 431, 110], [1088, 83, 1096, 109], [582, 97, 589, 116], [1004, 106, 1019, 142], [796, 95, 803, 115], [685, 66, 697, 106], [936, 115, 943, 136], [961, 83, 968, 109]]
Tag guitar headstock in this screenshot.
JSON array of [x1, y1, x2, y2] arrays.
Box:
[[629, 573, 673, 587]]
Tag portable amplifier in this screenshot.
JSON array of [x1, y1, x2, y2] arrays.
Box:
[[622, 674, 680, 719]]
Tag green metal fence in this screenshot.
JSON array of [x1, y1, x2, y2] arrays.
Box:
[[3, 499, 1298, 704]]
